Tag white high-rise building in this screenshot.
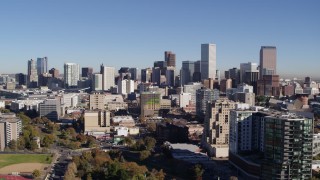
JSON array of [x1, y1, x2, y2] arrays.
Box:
[[64, 63, 80, 87], [201, 43, 216, 80], [100, 65, 115, 91], [118, 79, 134, 95], [92, 74, 103, 91]]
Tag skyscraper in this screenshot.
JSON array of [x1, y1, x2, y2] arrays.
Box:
[[240, 62, 258, 83], [64, 63, 80, 87], [27, 59, 38, 87], [201, 43, 216, 80], [82, 67, 93, 78], [141, 68, 152, 83], [37, 57, 48, 75], [100, 64, 115, 91], [259, 46, 277, 79], [165, 51, 176, 67], [129, 68, 138, 81], [181, 61, 195, 86], [92, 73, 103, 91], [49, 68, 59, 78]]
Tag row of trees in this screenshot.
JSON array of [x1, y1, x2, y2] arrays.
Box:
[[64, 149, 165, 180]]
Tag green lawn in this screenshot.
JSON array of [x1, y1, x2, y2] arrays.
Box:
[[0, 154, 52, 168]]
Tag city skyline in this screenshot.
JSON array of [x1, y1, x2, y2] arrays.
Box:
[[0, 1, 319, 78]]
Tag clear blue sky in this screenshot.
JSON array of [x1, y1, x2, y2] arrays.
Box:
[[0, 0, 319, 78]]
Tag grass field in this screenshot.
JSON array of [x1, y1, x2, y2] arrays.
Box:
[[0, 154, 52, 169]]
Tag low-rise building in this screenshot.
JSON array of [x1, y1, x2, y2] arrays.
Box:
[[84, 110, 111, 135]]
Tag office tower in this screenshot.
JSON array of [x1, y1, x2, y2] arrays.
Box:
[[100, 64, 115, 91], [240, 62, 259, 83], [118, 67, 130, 80], [140, 91, 161, 119], [257, 75, 280, 96], [0, 115, 22, 151], [154, 61, 167, 69], [196, 88, 220, 117], [89, 92, 105, 110], [215, 69, 220, 83], [64, 63, 80, 88], [118, 79, 134, 95], [193, 60, 201, 82], [141, 68, 152, 83], [49, 68, 59, 78], [37, 57, 48, 75], [259, 46, 277, 79], [84, 110, 111, 135], [184, 82, 203, 107], [165, 67, 175, 87], [181, 61, 195, 86], [129, 68, 138, 81], [201, 43, 216, 80], [202, 98, 236, 157], [261, 114, 313, 179], [92, 74, 103, 91], [225, 68, 240, 88], [220, 79, 232, 93], [82, 67, 93, 78], [38, 73, 52, 86], [15, 73, 27, 86], [39, 99, 61, 120], [165, 51, 176, 67], [151, 67, 161, 86], [27, 59, 38, 88]]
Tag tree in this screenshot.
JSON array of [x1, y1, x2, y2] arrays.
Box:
[[64, 162, 77, 180], [32, 169, 41, 178], [17, 138, 25, 150], [30, 140, 39, 151], [0, 108, 10, 113], [191, 164, 204, 180], [139, 150, 151, 161], [42, 134, 55, 148], [8, 139, 17, 151], [123, 136, 134, 146], [144, 137, 156, 151], [146, 122, 156, 132], [133, 139, 145, 151], [17, 112, 31, 125]]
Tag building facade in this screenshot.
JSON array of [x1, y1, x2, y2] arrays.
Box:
[[100, 65, 115, 91], [27, 59, 38, 88], [37, 57, 48, 75], [202, 98, 236, 157], [259, 46, 277, 79], [201, 43, 216, 80], [64, 63, 80, 87], [261, 114, 313, 179], [0, 114, 22, 151]]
